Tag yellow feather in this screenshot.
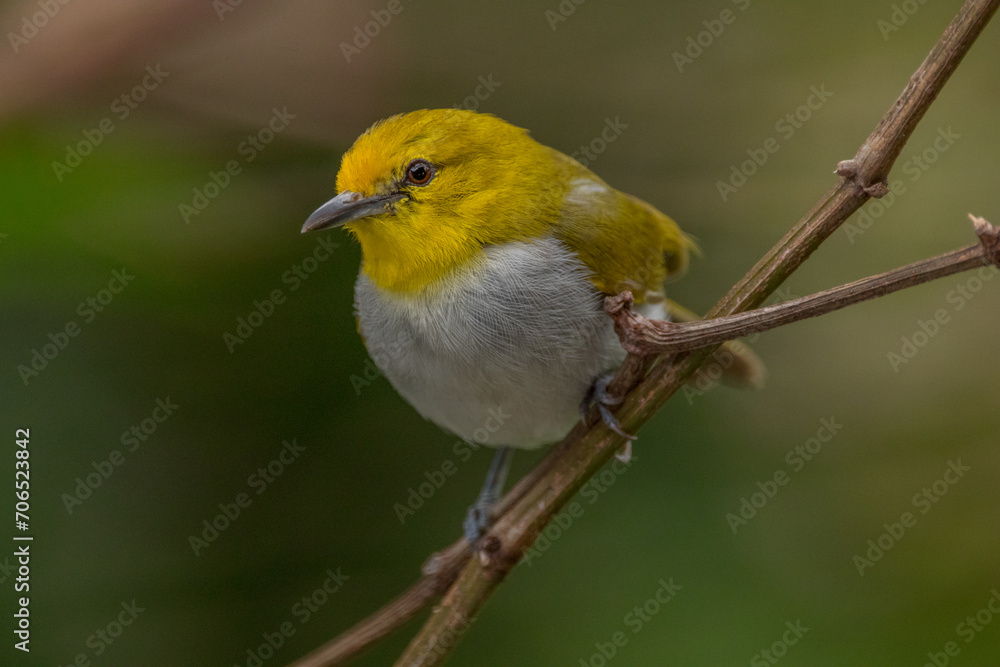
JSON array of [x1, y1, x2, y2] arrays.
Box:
[[334, 109, 692, 298]]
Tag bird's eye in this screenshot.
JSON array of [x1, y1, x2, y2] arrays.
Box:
[[405, 159, 435, 186]]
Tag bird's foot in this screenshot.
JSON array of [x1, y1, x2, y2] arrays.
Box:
[[462, 495, 497, 545], [580, 373, 637, 441]]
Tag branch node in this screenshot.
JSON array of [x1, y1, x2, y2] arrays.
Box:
[[604, 291, 678, 356], [482, 535, 502, 554], [476, 535, 519, 573], [834, 159, 859, 179], [864, 181, 890, 198], [603, 290, 634, 315], [970, 214, 1000, 267], [835, 159, 889, 197], [422, 550, 446, 577]]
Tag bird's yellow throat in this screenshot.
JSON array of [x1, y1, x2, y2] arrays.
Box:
[[336, 111, 568, 293], [345, 212, 488, 294]]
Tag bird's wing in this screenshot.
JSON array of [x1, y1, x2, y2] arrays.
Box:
[[547, 148, 695, 305], [546, 149, 765, 389]]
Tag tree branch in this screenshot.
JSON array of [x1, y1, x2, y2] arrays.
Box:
[[286, 542, 468, 667], [285, 1, 1000, 665], [606, 215, 1000, 355], [287, 443, 565, 666]]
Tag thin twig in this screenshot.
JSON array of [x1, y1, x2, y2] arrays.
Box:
[[286, 2, 1000, 665], [607, 217, 1000, 355], [287, 440, 566, 666], [287, 542, 468, 667]]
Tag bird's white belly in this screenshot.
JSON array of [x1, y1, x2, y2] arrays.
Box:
[[354, 237, 626, 449]]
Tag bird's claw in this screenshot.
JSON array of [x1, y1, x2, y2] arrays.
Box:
[[581, 373, 637, 441], [463, 498, 495, 545]]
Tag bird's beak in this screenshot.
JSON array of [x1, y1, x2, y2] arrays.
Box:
[[301, 190, 404, 233]]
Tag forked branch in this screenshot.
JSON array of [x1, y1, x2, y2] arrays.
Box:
[[606, 215, 1000, 356], [286, 1, 1000, 665]]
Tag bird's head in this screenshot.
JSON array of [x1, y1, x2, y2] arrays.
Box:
[[302, 109, 567, 293]]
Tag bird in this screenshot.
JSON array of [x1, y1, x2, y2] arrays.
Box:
[[301, 109, 763, 543]]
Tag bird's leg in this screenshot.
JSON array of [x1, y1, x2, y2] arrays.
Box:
[[463, 446, 514, 545], [580, 372, 638, 442]]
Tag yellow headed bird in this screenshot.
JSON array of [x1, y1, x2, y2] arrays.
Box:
[[302, 109, 759, 541]]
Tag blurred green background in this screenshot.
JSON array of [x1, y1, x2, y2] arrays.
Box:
[[2, 1, 999, 665]]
